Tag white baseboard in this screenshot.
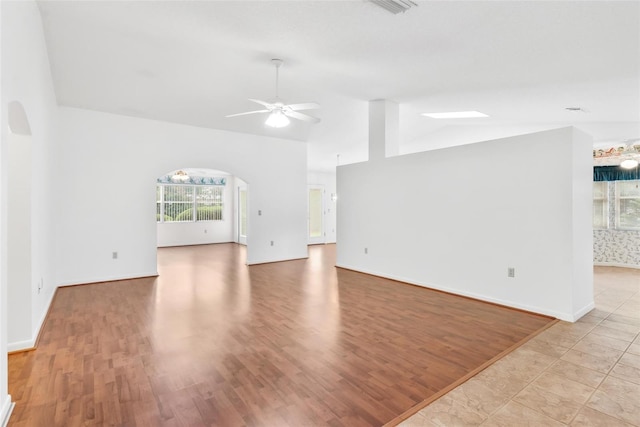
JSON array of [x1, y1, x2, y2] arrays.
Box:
[[246, 255, 308, 266], [7, 339, 35, 352], [594, 262, 640, 270], [33, 287, 56, 341], [336, 263, 574, 321], [246, 249, 310, 266], [7, 286, 57, 352], [57, 271, 159, 287], [8, 272, 158, 352], [1, 395, 14, 427], [571, 301, 596, 322]]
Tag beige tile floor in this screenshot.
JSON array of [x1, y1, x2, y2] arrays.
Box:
[[399, 266, 640, 427]]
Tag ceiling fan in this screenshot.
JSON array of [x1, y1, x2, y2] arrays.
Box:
[[226, 59, 321, 128]]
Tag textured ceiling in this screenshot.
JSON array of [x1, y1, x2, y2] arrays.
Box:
[[37, 0, 640, 171]]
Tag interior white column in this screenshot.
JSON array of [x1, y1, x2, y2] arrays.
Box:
[[368, 99, 399, 161]]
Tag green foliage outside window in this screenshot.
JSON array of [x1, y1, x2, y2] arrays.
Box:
[[157, 184, 224, 223]]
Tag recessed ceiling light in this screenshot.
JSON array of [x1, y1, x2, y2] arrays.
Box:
[[421, 111, 489, 119]]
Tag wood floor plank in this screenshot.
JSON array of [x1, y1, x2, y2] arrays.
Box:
[[9, 243, 553, 426]]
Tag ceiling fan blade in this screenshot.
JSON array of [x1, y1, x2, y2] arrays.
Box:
[[286, 102, 320, 111], [248, 98, 274, 108], [225, 109, 270, 118], [285, 110, 321, 124]]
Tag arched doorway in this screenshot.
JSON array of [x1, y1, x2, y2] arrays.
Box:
[[155, 168, 248, 248], [6, 101, 34, 349]]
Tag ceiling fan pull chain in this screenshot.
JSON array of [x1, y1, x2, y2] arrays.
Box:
[[273, 58, 282, 100]]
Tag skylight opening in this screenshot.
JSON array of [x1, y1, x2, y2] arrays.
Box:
[[422, 111, 489, 119]]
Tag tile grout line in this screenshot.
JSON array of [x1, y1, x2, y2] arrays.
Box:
[[564, 296, 640, 426], [483, 308, 637, 426]]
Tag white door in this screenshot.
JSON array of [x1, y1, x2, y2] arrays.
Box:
[[308, 186, 325, 245], [238, 187, 247, 245]]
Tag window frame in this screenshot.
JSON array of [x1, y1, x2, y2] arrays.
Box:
[[615, 179, 640, 231], [156, 183, 225, 223], [592, 181, 609, 230]]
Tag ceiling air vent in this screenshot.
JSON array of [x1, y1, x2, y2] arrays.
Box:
[[369, 0, 418, 14]]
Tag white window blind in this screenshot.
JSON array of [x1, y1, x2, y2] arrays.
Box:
[[616, 180, 640, 230], [196, 186, 223, 221], [593, 182, 608, 229], [157, 184, 224, 223]]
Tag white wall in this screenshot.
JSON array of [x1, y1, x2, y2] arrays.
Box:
[[2, 0, 58, 352], [308, 171, 337, 244], [54, 106, 308, 286], [157, 222, 233, 248], [571, 128, 595, 317], [7, 135, 32, 345], [337, 127, 594, 322], [0, 1, 7, 423], [157, 222, 233, 247], [1, 0, 308, 356]]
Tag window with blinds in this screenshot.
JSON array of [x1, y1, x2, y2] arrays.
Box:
[[616, 180, 640, 230], [196, 186, 223, 221], [593, 182, 608, 229], [157, 184, 223, 223]]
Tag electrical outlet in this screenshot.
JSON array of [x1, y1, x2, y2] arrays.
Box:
[[204, 229, 207, 234], [112, 252, 118, 259], [270, 241, 274, 246], [364, 247, 368, 254], [508, 267, 515, 278]]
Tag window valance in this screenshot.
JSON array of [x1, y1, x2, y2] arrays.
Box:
[[593, 166, 640, 182]]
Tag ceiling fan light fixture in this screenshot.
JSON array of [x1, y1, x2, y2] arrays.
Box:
[[265, 110, 290, 128], [620, 159, 639, 169], [172, 170, 190, 182], [227, 58, 320, 126]]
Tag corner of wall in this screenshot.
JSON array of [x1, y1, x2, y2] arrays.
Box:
[[571, 128, 595, 321], [570, 301, 596, 322], [0, 395, 14, 427], [6, 283, 56, 352]]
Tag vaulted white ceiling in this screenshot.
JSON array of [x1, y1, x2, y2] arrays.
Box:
[[37, 0, 640, 171]]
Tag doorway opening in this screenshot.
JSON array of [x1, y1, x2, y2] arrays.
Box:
[[155, 168, 248, 248], [238, 185, 247, 245], [6, 101, 34, 348], [308, 185, 325, 245]]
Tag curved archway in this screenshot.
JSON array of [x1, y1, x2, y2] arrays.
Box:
[[5, 101, 33, 350], [8, 101, 32, 136], [155, 167, 249, 250]]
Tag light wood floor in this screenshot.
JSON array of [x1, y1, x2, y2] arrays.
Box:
[[8, 244, 554, 426]]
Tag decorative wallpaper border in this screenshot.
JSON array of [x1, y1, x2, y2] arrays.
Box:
[[157, 176, 226, 186]]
